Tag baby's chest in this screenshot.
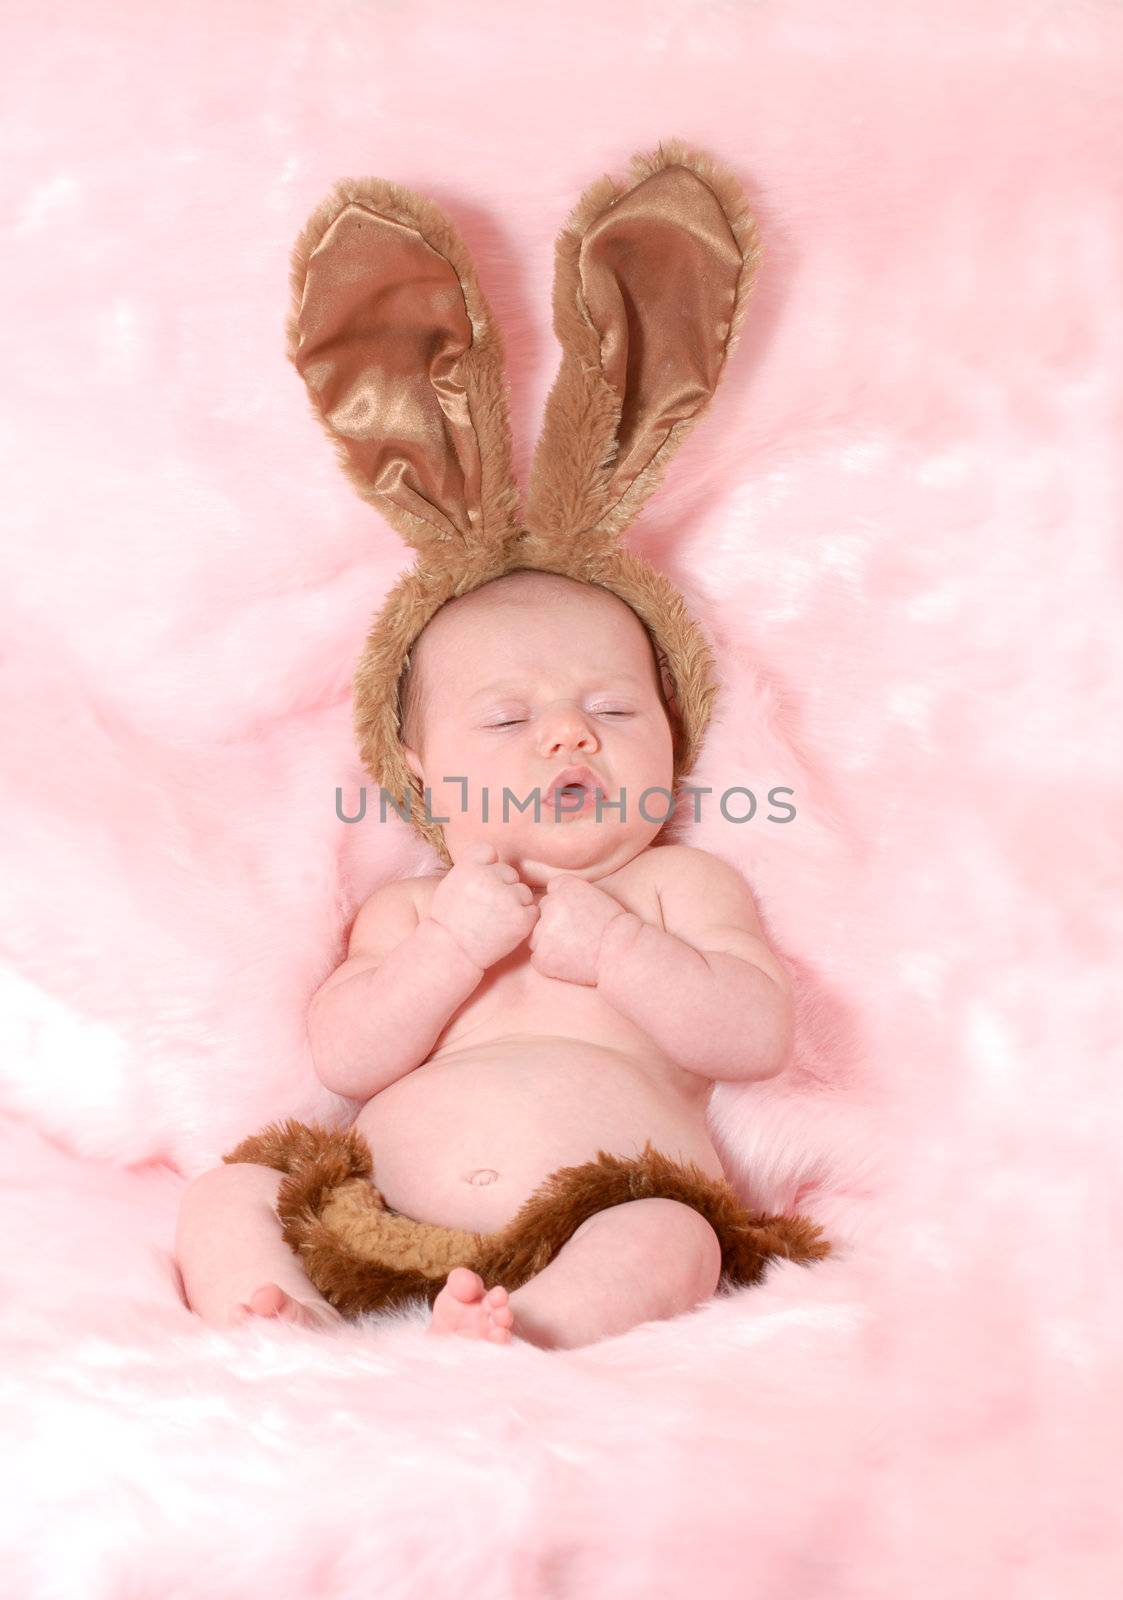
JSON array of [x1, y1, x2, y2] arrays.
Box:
[[458, 943, 612, 1029], [418, 855, 671, 1042]]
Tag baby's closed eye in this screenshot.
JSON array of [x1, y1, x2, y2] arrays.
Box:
[[485, 709, 634, 729]]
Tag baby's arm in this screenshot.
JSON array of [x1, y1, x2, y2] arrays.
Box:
[[308, 878, 483, 1100], [595, 846, 794, 1083], [176, 875, 488, 1330], [309, 843, 537, 1100]]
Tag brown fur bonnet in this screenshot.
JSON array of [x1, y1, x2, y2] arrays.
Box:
[[285, 137, 762, 862]]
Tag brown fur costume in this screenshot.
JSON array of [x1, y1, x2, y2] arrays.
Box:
[[223, 1119, 831, 1319], [222, 140, 832, 1312]]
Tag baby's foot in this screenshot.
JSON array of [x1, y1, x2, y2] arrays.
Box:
[[428, 1266, 514, 1344], [234, 1282, 346, 1332]]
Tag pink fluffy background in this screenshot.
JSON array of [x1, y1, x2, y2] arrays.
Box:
[[1, 2, 1120, 1594]]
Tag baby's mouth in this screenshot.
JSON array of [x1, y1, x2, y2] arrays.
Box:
[[539, 765, 612, 826], [549, 782, 605, 820]]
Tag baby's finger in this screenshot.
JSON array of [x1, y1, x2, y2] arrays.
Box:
[[462, 840, 498, 865], [493, 863, 518, 883], [514, 883, 532, 903]]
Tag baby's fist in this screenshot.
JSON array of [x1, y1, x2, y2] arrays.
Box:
[[528, 874, 633, 986], [429, 841, 539, 971]]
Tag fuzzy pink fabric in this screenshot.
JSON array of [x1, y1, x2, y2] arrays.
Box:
[[2, 3, 1120, 1595]]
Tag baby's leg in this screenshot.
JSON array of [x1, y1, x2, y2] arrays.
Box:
[[430, 1197, 723, 1350], [506, 1197, 722, 1349], [175, 1163, 344, 1332]]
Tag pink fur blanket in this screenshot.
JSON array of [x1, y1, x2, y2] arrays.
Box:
[[2, 4, 1120, 1594]]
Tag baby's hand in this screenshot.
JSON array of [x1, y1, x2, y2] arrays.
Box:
[[428, 841, 539, 970], [528, 875, 633, 987]]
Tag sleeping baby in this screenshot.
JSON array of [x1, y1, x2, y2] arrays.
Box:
[[174, 569, 796, 1350]]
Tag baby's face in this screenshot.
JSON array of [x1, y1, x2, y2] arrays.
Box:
[[402, 575, 676, 886]]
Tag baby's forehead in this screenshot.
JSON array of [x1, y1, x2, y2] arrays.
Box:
[[471, 578, 615, 619], [431, 581, 635, 651]]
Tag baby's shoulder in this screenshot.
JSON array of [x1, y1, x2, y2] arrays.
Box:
[[640, 841, 739, 893], [345, 872, 428, 958], [637, 842, 762, 926], [638, 843, 773, 956]]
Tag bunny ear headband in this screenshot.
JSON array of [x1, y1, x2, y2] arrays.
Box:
[[285, 139, 761, 865]]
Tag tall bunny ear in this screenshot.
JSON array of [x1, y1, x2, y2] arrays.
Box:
[[285, 176, 523, 556], [522, 140, 761, 560]]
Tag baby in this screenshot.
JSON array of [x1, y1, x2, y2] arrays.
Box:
[[175, 569, 794, 1350]]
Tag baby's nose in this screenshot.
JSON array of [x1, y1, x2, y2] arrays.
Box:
[[537, 702, 598, 753]]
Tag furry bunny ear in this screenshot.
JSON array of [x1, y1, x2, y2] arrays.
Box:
[[285, 176, 523, 556], [522, 140, 761, 560]]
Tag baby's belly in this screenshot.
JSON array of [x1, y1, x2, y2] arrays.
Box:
[[351, 1037, 725, 1233]]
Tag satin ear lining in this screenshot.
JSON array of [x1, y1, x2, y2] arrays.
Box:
[[577, 162, 744, 505], [289, 196, 513, 550], [285, 148, 758, 563], [523, 145, 760, 554]]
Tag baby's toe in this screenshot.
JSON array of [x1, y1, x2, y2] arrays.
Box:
[[446, 1267, 485, 1302], [246, 1283, 288, 1318]]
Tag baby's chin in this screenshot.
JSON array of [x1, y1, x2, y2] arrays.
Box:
[[499, 821, 651, 884]]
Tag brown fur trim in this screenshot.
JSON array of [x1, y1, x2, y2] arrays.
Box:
[[221, 1116, 373, 1178], [223, 1121, 831, 1321]]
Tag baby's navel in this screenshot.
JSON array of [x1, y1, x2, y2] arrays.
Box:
[[466, 1168, 499, 1186]]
